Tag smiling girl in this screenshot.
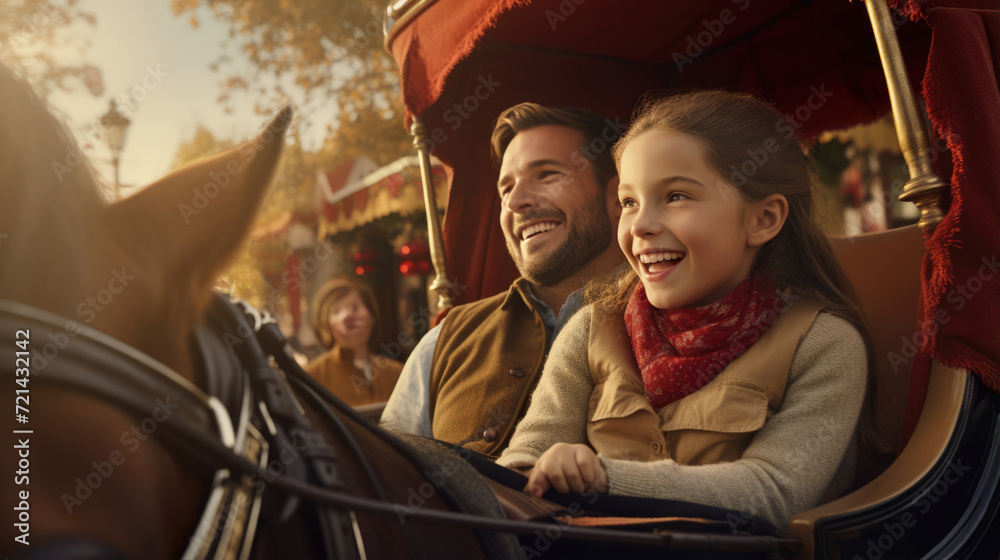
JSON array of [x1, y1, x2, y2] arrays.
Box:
[[497, 91, 882, 527]]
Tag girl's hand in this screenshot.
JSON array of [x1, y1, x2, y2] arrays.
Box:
[[524, 443, 608, 497]]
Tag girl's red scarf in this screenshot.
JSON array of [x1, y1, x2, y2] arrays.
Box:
[[624, 275, 785, 411]]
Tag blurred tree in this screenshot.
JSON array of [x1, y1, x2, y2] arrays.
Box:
[[0, 0, 103, 97], [171, 124, 327, 308], [170, 125, 236, 170], [171, 0, 411, 165]]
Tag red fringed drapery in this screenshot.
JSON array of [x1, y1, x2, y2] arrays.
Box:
[[896, 1, 1000, 408]]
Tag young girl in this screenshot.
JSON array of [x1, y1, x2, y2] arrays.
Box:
[[497, 90, 879, 528]]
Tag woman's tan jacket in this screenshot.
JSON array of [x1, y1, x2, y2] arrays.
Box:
[[586, 302, 821, 466], [304, 347, 404, 407]]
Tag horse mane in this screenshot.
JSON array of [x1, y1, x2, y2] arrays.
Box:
[[0, 63, 109, 314]]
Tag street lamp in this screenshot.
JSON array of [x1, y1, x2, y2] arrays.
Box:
[[100, 100, 130, 189]]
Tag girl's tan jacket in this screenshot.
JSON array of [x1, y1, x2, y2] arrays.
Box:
[[586, 302, 821, 466]]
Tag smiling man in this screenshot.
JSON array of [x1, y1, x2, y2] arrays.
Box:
[[382, 103, 624, 457]]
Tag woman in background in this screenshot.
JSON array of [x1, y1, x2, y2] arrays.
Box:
[[306, 278, 404, 406]]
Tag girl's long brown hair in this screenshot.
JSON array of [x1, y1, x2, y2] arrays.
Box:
[[590, 90, 893, 459]]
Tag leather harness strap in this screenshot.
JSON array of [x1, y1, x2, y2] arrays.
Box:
[[206, 295, 361, 559], [0, 296, 799, 559]]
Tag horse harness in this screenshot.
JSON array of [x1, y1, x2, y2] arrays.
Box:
[[1, 294, 376, 559], [1, 294, 535, 559], [1, 294, 795, 560]]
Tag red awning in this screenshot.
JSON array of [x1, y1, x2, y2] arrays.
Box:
[[318, 155, 448, 236]]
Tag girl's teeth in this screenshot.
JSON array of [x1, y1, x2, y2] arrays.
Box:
[[638, 252, 684, 264], [639, 251, 684, 274]]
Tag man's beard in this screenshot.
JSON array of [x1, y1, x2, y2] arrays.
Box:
[[507, 199, 613, 287]]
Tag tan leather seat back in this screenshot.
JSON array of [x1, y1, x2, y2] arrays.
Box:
[[830, 225, 926, 452]]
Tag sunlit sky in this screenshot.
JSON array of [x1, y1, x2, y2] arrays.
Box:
[[43, 1, 329, 191]]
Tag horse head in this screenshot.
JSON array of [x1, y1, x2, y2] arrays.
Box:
[[0, 62, 290, 557], [0, 63, 289, 386]]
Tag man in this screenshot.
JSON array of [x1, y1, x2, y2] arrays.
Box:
[[382, 102, 624, 457]]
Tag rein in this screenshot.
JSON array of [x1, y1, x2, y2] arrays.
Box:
[[0, 295, 781, 556]]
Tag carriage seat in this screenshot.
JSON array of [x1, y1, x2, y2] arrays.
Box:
[[831, 224, 927, 461], [788, 224, 969, 557]]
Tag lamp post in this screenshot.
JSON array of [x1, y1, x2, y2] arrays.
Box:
[[100, 100, 130, 191]]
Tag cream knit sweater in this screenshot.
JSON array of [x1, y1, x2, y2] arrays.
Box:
[[497, 305, 866, 528]]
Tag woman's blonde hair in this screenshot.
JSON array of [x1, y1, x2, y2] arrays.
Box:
[[589, 90, 893, 459], [311, 278, 381, 351]]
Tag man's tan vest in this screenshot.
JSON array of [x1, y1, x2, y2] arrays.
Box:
[[587, 302, 821, 466], [430, 278, 548, 457]]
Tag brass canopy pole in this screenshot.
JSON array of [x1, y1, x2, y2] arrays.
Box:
[[865, 0, 948, 230], [411, 117, 455, 309]]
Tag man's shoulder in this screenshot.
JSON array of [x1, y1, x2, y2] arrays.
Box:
[[438, 293, 509, 335], [449, 289, 508, 313], [441, 282, 526, 326]]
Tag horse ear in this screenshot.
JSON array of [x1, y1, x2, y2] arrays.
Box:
[[103, 106, 292, 293]]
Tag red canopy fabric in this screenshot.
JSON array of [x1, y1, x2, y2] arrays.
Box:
[[391, 0, 931, 304], [889, 0, 1000, 426]]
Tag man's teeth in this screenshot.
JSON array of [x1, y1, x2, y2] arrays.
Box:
[[638, 252, 684, 264], [522, 222, 558, 240]]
